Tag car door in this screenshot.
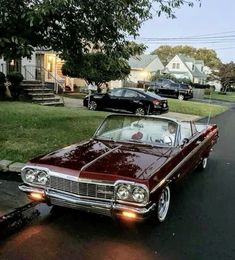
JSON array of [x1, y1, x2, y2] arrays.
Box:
[[177, 122, 202, 178], [120, 89, 141, 112], [104, 88, 125, 110]]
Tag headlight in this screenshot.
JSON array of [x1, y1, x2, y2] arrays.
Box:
[[132, 187, 147, 203], [115, 182, 149, 204], [117, 184, 130, 200], [37, 171, 49, 185], [22, 167, 49, 186], [24, 168, 36, 183]]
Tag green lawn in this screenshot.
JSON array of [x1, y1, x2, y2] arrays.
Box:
[[168, 98, 227, 117], [204, 92, 235, 102], [0, 100, 227, 162]]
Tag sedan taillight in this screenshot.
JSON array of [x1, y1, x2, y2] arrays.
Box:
[[153, 100, 160, 106]]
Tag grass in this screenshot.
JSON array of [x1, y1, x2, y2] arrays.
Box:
[[168, 98, 227, 117], [204, 91, 235, 102], [0, 100, 227, 162], [0, 102, 109, 162]]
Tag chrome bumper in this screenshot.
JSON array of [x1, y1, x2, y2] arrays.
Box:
[[19, 184, 156, 221]]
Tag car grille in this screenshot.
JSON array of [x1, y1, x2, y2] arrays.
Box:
[[49, 176, 114, 200]]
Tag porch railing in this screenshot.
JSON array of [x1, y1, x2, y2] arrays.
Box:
[[22, 65, 66, 94]]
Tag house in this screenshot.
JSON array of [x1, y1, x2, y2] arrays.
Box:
[[127, 54, 164, 83], [166, 54, 207, 84], [203, 66, 222, 91], [0, 53, 165, 91], [102, 54, 165, 89], [0, 50, 77, 91]]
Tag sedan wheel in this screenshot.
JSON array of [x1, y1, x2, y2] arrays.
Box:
[[135, 107, 145, 115], [88, 101, 98, 111], [157, 186, 170, 222], [178, 94, 185, 100]]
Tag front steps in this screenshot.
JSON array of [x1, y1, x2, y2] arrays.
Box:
[[22, 80, 64, 106]]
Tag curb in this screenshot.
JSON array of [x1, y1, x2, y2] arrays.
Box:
[[0, 160, 25, 173]]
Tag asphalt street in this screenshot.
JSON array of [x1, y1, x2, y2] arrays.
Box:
[[0, 107, 235, 260]]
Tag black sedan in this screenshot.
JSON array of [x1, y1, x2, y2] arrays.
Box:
[[83, 87, 168, 115], [148, 81, 193, 100]]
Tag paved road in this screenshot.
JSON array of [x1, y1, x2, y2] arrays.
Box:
[[0, 107, 235, 260]]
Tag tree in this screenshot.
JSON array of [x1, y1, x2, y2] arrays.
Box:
[[0, 0, 201, 60], [216, 62, 235, 92], [62, 53, 131, 92], [151, 45, 222, 69]]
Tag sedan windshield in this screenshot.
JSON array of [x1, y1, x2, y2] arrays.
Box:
[[94, 115, 178, 146]]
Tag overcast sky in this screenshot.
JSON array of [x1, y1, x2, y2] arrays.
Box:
[[137, 0, 235, 63]]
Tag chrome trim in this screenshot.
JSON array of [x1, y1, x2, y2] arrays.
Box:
[[151, 136, 209, 194], [19, 185, 45, 194], [49, 171, 115, 185], [114, 180, 149, 206], [49, 188, 114, 202], [19, 185, 155, 219], [21, 166, 50, 188], [21, 166, 115, 186], [114, 203, 156, 215]]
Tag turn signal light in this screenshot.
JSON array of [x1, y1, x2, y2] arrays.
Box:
[[29, 192, 44, 201], [122, 211, 137, 220]]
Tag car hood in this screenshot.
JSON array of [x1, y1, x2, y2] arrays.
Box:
[[29, 140, 173, 181]]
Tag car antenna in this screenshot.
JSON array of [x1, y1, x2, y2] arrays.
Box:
[[206, 87, 213, 126]]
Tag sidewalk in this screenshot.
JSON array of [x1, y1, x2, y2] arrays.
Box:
[[0, 173, 29, 218]]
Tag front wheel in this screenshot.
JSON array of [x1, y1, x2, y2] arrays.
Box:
[[135, 107, 146, 116], [88, 100, 98, 111], [157, 186, 170, 222]]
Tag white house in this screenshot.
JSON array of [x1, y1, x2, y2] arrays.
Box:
[[105, 54, 165, 89], [127, 54, 164, 83], [203, 66, 222, 91], [166, 54, 207, 84], [0, 50, 78, 91]]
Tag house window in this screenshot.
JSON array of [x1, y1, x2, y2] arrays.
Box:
[[173, 63, 180, 69]]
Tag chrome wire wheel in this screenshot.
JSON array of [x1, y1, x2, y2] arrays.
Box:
[[135, 107, 145, 116], [178, 94, 184, 100], [157, 186, 170, 222], [88, 101, 98, 110]]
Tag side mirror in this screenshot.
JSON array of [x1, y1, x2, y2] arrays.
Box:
[[181, 138, 189, 147]]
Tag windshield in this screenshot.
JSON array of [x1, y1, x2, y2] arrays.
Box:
[[94, 115, 178, 146]]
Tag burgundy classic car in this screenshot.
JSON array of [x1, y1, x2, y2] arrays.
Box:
[[19, 114, 218, 222]]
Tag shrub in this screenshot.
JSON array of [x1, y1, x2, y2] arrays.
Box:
[[7, 72, 24, 99]]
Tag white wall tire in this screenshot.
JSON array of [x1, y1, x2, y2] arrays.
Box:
[[157, 186, 170, 222], [199, 157, 208, 170]]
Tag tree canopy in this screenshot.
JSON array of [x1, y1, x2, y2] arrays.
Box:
[[0, 0, 201, 60], [62, 53, 131, 89], [151, 45, 222, 69]]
